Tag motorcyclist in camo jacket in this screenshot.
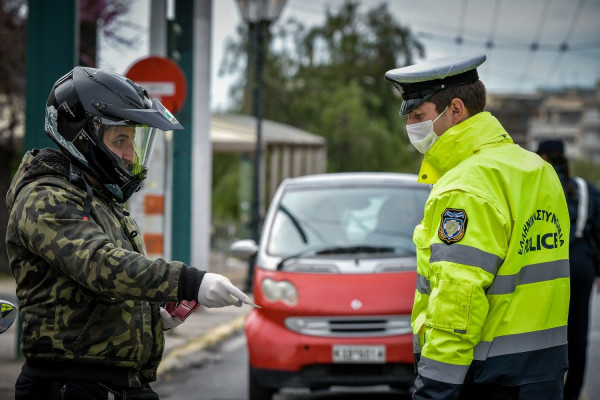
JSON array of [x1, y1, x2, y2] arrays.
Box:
[[5, 67, 250, 399]]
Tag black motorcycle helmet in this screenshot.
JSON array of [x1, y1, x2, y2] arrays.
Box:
[[45, 66, 183, 202]]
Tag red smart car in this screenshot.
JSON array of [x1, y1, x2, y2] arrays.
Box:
[[230, 172, 430, 399]]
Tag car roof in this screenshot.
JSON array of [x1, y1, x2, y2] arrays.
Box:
[[280, 172, 423, 189]]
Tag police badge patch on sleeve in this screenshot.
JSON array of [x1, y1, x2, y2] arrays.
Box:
[[438, 208, 468, 244]]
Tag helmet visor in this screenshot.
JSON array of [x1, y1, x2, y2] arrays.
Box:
[[101, 124, 158, 176]]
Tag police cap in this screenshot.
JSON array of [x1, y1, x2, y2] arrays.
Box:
[[537, 139, 565, 155], [385, 53, 487, 115]]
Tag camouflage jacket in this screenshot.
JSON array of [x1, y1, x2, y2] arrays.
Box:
[[5, 148, 185, 387]]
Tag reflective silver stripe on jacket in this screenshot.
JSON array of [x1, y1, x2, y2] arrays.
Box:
[[473, 325, 567, 360], [413, 334, 421, 354], [416, 244, 503, 295], [486, 259, 569, 295], [416, 274, 431, 295], [418, 355, 470, 385], [417, 325, 567, 383], [418, 258, 569, 296], [430, 243, 504, 276]]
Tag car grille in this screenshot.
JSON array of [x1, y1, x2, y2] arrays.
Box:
[[284, 315, 412, 337]]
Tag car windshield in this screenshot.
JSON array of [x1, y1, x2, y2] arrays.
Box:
[[266, 184, 429, 258]]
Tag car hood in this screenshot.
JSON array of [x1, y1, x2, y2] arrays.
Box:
[[254, 268, 416, 316]]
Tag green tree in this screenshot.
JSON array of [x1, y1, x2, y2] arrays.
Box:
[[216, 1, 425, 221], [275, 1, 422, 172]]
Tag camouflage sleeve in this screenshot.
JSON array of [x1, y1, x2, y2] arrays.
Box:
[[16, 182, 182, 302]]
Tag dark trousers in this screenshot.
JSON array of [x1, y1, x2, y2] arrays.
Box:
[[458, 379, 564, 400], [564, 248, 596, 400], [15, 373, 159, 400]]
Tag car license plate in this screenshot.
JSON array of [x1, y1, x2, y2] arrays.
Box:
[[332, 345, 386, 363]]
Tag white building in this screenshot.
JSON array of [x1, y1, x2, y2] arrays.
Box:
[[528, 82, 600, 162]]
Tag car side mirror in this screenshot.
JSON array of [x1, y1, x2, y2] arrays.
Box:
[[229, 239, 259, 259], [0, 300, 17, 334]]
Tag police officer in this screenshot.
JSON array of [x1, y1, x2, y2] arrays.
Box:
[[537, 139, 600, 400], [385, 54, 570, 399], [6, 67, 251, 399]]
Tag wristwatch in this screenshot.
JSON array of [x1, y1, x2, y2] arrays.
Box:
[[164, 300, 200, 320]]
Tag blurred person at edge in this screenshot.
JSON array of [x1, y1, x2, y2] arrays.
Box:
[[537, 139, 600, 400], [5, 67, 251, 400], [385, 54, 570, 400]]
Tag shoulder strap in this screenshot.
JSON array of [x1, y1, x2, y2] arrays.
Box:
[[573, 176, 588, 238]]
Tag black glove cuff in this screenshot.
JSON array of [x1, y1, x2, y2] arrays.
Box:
[[178, 265, 206, 301]]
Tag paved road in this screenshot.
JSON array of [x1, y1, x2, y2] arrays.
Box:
[[155, 289, 600, 400], [155, 332, 249, 400], [154, 332, 410, 400]]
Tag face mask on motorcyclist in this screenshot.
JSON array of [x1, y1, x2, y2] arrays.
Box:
[[406, 106, 449, 154]]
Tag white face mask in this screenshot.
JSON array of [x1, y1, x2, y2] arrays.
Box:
[[406, 106, 448, 154]]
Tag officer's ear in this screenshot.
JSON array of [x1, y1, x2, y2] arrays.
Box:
[[449, 98, 467, 125]]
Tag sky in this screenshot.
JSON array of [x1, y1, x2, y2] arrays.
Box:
[[98, 0, 600, 111]]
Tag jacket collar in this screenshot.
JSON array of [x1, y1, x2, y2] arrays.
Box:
[[417, 111, 512, 184]]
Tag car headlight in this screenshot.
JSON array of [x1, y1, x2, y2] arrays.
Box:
[[261, 278, 298, 306]]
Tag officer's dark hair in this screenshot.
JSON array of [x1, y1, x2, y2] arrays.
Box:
[[429, 80, 486, 116]]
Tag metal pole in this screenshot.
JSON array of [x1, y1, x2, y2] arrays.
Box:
[[245, 20, 267, 292], [169, 0, 193, 265], [251, 20, 266, 244], [191, 0, 213, 269]]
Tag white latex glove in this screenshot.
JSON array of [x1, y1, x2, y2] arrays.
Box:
[[198, 273, 249, 308], [160, 307, 184, 330]]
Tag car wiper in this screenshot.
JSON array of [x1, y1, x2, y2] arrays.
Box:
[[315, 245, 396, 255], [276, 245, 395, 270], [276, 246, 324, 270], [279, 204, 308, 244]]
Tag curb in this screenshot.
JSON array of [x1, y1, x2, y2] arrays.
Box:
[[157, 315, 246, 376]]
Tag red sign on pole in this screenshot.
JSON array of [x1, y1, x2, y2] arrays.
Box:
[[125, 56, 187, 114]]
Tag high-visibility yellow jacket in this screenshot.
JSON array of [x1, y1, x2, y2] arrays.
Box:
[[412, 112, 570, 398]]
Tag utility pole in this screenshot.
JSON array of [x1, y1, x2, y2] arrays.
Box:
[[168, 0, 212, 268]]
